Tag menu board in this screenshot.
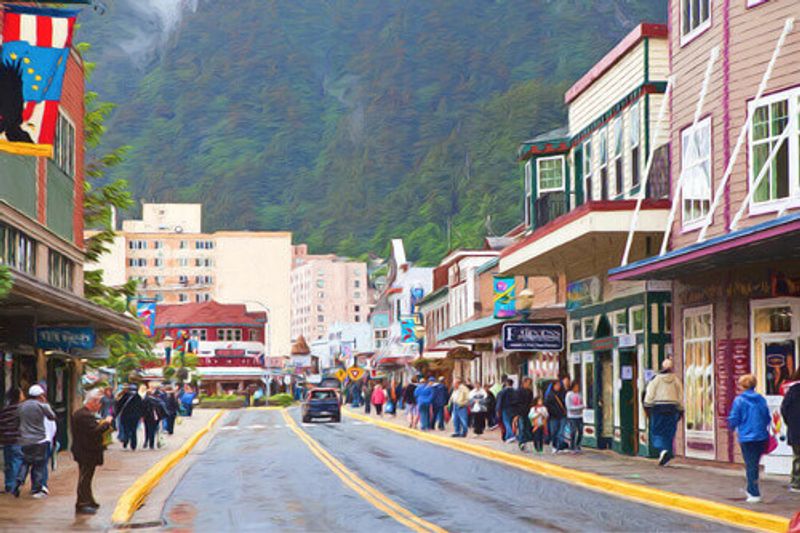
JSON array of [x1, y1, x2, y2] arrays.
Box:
[[716, 339, 750, 428]]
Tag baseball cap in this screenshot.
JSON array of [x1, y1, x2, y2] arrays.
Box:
[[28, 385, 45, 397]]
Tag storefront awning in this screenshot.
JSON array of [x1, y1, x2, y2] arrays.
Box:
[[439, 316, 510, 342], [609, 212, 800, 281], [0, 270, 141, 334]]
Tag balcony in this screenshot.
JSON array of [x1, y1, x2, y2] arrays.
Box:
[[534, 191, 569, 230]]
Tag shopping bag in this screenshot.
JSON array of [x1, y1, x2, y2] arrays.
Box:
[[765, 434, 779, 454], [157, 432, 167, 449]]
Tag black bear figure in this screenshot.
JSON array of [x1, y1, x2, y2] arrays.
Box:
[[0, 48, 34, 144]]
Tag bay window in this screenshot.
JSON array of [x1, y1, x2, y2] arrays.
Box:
[[681, 117, 712, 228], [536, 156, 565, 195]]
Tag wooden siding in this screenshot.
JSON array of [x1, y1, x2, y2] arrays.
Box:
[[648, 38, 670, 81], [669, 0, 800, 250], [568, 41, 646, 137]]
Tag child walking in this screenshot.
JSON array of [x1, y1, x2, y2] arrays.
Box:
[[529, 396, 549, 453]]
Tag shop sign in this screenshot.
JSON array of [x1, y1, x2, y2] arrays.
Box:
[[36, 327, 95, 351], [591, 336, 617, 352], [715, 339, 750, 428], [401, 319, 417, 343], [646, 280, 672, 292], [501, 323, 564, 352], [618, 334, 637, 348], [493, 277, 517, 318], [567, 277, 601, 311], [621, 366, 633, 380]]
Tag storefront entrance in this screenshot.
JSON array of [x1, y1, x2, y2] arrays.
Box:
[[47, 358, 71, 451], [619, 348, 637, 455], [598, 351, 614, 448]]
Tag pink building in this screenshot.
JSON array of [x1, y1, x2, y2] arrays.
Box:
[[291, 245, 369, 341]]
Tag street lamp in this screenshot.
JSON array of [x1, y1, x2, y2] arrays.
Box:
[[240, 300, 273, 398]]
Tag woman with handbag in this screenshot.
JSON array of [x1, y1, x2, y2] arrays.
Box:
[[728, 374, 772, 504]]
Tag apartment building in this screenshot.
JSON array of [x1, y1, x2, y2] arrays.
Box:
[[290, 244, 368, 342]]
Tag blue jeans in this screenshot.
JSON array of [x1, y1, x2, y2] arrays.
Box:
[[41, 442, 51, 488], [650, 404, 680, 456], [3, 445, 22, 492], [433, 405, 445, 430], [548, 418, 565, 450], [419, 404, 431, 430], [740, 440, 767, 497], [16, 443, 47, 493], [501, 409, 515, 440], [568, 418, 583, 450], [452, 405, 468, 436]]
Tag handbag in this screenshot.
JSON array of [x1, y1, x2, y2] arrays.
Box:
[[765, 434, 779, 454]]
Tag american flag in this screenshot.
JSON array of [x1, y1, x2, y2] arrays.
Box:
[[1, 6, 78, 155]]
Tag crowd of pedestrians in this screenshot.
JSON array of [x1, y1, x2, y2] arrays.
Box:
[[0, 380, 195, 514]]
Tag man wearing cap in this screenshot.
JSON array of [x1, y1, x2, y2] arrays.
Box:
[[14, 385, 56, 498], [72, 388, 114, 514]]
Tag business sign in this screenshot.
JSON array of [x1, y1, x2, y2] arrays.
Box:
[[137, 300, 157, 337], [566, 276, 601, 311], [493, 276, 516, 318], [401, 319, 417, 343], [36, 327, 95, 351], [501, 323, 564, 352]]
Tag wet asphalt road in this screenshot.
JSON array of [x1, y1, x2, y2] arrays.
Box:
[[161, 409, 742, 532]]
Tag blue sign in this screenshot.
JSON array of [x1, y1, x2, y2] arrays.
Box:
[[501, 323, 564, 352], [493, 276, 516, 318], [36, 327, 95, 351]]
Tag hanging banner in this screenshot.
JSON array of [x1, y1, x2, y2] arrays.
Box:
[[401, 319, 417, 343], [136, 301, 157, 337], [493, 276, 516, 318], [0, 6, 79, 157]]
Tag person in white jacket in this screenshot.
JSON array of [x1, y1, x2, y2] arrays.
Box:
[[565, 383, 585, 452], [644, 358, 684, 466]]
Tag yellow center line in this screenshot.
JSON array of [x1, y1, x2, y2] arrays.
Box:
[[344, 409, 791, 533], [280, 410, 447, 533]]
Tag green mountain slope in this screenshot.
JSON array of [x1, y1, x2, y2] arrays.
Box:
[[79, 0, 666, 264]]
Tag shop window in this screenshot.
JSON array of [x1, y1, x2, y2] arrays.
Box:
[[683, 305, 714, 458], [0, 223, 36, 276], [536, 156, 565, 195], [753, 303, 799, 396], [629, 306, 645, 333], [582, 140, 593, 203], [582, 317, 595, 340], [681, 0, 710, 44], [570, 320, 582, 342], [583, 353, 595, 410], [629, 102, 641, 189], [613, 310, 628, 335], [681, 117, 712, 228]]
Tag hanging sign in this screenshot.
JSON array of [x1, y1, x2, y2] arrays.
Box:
[[36, 326, 95, 351], [0, 6, 79, 157], [136, 300, 157, 337], [347, 366, 366, 381], [401, 319, 417, 343], [501, 323, 564, 352], [493, 276, 516, 318]]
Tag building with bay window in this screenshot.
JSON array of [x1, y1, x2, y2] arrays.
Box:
[[500, 23, 672, 457], [610, 0, 800, 474]]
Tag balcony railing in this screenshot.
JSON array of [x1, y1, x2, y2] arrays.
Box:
[[534, 191, 569, 229]]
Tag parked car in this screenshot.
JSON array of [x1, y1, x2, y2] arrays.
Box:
[[302, 387, 341, 423]]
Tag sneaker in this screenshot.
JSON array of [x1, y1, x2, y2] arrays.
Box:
[[789, 486, 800, 493], [745, 492, 762, 504], [32, 492, 47, 499], [40, 486, 49, 495], [658, 450, 670, 466]]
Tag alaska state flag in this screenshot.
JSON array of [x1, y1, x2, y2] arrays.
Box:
[[0, 6, 78, 157]]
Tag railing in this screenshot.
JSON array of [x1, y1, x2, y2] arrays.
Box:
[[533, 191, 569, 229]]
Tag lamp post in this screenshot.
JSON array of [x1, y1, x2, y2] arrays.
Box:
[[240, 300, 272, 399]]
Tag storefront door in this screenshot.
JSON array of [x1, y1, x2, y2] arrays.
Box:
[[598, 351, 614, 448], [47, 358, 70, 451], [619, 349, 637, 455]]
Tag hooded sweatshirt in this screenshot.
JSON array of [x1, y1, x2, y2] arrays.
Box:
[[728, 388, 771, 443], [643, 372, 684, 410], [781, 381, 800, 446]]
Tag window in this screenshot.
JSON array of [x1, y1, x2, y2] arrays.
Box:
[[190, 329, 207, 341], [249, 329, 259, 341], [48, 250, 73, 291], [629, 306, 645, 333], [218, 328, 242, 341], [629, 103, 641, 189], [664, 304, 672, 333], [536, 156, 565, 194], [683, 305, 714, 458], [599, 128, 609, 200], [179, 275, 189, 285], [53, 112, 75, 177], [154, 258, 164, 267], [582, 140, 592, 202], [681, 117, 712, 227], [179, 293, 188, 303], [155, 276, 164, 286], [180, 240, 188, 249], [749, 95, 794, 208], [128, 258, 147, 267], [179, 258, 189, 267], [317, 304, 323, 312], [581, 317, 595, 340], [354, 280, 361, 288], [355, 316, 360, 322], [318, 291, 324, 299], [612, 118, 624, 196], [354, 291, 361, 299], [317, 279, 324, 288], [354, 305, 361, 313], [153, 241, 163, 249], [317, 315, 324, 322], [570, 320, 582, 342], [681, 0, 711, 43], [613, 310, 628, 335], [129, 240, 146, 250], [524, 160, 533, 225]]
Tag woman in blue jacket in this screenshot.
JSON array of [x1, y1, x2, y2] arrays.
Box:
[[728, 374, 772, 503]]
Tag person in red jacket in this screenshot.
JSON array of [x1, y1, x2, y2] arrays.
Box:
[[371, 383, 386, 416]]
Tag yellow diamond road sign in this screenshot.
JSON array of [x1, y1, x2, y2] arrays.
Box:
[[347, 366, 365, 381], [334, 368, 347, 382]]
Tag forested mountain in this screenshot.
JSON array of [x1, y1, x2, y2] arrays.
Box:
[[79, 0, 666, 264]]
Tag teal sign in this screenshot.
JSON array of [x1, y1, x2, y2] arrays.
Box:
[[493, 277, 516, 318], [36, 327, 95, 351]]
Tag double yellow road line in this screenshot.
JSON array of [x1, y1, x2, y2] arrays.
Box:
[[281, 410, 446, 533]]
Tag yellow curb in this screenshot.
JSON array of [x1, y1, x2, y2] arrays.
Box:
[[345, 410, 790, 533], [111, 412, 225, 526], [281, 410, 447, 533]]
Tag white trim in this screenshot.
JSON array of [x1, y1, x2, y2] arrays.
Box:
[[679, 0, 712, 47], [536, 155, 566, 195], [628, 305, 645, 334], [524, 160, 533, 226], [582, 139, 593, 202], [680, 116, 713, 229], [682, 304, 715, 460]]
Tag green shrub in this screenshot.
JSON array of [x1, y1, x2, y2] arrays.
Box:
[[268, 393, 294, 407]]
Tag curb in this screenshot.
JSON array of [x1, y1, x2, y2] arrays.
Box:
[[345, 410, 790, 533], [111, 411, 225, 526]]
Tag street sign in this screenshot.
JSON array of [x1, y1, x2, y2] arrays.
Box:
[[36, 327, 95, 351], [347, 366, 366, 381], [334, 368, 347, 382], [501, 323, 564, 352]]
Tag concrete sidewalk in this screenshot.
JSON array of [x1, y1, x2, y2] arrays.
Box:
[[0, 409, 219, 532], [348, 407, 800, 519]]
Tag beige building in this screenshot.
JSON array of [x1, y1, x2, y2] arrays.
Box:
[[86, 203, 293, 356], [291, 244, 368, 342]]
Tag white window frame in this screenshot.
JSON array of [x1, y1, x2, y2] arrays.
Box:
[[611, 117, 624, 197], [582, 139, 592, 203], [536, 155, 566, 195], [190, 328, 207, 341], [53, 110, 76, 178], [681, 117, 712, 230], [629, 305, 645, 334], [629, 102, 641, 190], [524, 159, 533, 226], [581, 316, 595, 340], [599, 128, 609, 200], [612, 309, 628, 336], [682, 304, 715, 459], [680, 0, 711, 46], [570, 319, 582, 343], [747, 88, 800, 215], [218, 328, 242, 342]]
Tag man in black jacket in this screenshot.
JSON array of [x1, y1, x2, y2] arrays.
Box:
[[781, 373, 800, 493], [71, 389, 113, 514], [1, 387, 23, 493], [544, 379, 567, 452]]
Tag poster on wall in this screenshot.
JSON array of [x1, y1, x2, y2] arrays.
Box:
[[0, 6, 79, 156], [566, 277, 601, 311], [493, 277, 516, 318]]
